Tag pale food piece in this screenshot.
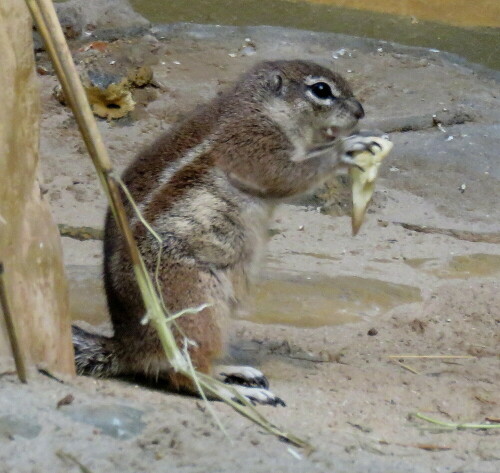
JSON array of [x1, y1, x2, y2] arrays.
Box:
[[350, 136, 393, 235]]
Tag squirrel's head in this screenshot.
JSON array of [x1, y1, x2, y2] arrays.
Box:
[[232, 60, 364, 148]]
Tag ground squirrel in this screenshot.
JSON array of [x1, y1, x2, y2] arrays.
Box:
[[73, 60, 378, 405]]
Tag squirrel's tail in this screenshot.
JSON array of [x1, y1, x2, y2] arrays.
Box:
[[72, 325, 121, 377]]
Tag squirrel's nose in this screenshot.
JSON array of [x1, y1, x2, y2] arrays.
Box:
[[346, 99, 365, 120]]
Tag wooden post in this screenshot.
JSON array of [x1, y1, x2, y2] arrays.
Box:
[[0, 1, 75, 376]]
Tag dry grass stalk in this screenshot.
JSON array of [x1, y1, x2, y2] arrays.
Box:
[[56, 450, 94, 473], [393, 360, 420, 375], [414, 413, 500, 430], [26, 0, 308, 448], [388, 355, 476, 359], [0, 263, 28, 383]]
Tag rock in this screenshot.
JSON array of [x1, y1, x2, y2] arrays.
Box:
[[32, 31, 45, 52], [55, 1, 85, 39], [54, 0, 149, 38], [127, 65, 153, 87]]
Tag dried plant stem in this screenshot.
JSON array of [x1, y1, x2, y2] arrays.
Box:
[[105, 177, 188, 369], [0, 263, 28, 383], [56, 450, 94, 473], [414, 413, 500, 430], [393, 361, 420, 375], [388, 355, 475, 359], [26, 0, 308, 448]]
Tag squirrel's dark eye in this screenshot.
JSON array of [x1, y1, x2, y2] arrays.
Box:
[[308, 82, 334, 100]]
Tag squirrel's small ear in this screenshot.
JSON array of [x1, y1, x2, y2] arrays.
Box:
[[268, 72, 283, 93]]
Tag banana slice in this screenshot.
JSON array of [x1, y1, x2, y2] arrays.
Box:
[[350, 136, 393, 235]]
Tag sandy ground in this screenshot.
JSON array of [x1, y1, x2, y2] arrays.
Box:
[[1, 9, 500, 473]]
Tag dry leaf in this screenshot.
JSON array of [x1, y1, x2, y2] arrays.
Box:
[[56, 394, 75, 408], [80, 41, 109, 53]]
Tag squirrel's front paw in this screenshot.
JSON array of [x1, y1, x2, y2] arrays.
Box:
[[339, 135, 384, 168]]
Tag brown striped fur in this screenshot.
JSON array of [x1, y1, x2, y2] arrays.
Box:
[[73, 60, 366, 395]]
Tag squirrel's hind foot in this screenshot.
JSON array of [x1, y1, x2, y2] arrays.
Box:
[[218, 365, 269, 389], [216, 365, 285, 406]]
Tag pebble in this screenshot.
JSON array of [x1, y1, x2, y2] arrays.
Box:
[[61, 404, 146, 439]]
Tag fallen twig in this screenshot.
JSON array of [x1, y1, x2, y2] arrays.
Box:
[[0, 371, 17, 378], [382, 440, 452, 451], [485, 417, 500, 424], [38, 367, 65, 384], [379, 220, 500, 244], [365, 109, 475, 134], [414, 443, 452, 451]]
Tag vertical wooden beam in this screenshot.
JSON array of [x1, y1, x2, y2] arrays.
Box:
[[0, 1, 75, 376]]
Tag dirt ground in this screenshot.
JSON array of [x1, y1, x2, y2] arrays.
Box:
[[1, 5, 500, 472]]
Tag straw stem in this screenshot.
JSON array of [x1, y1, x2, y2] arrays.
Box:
[[0, 263, 28, 383]]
